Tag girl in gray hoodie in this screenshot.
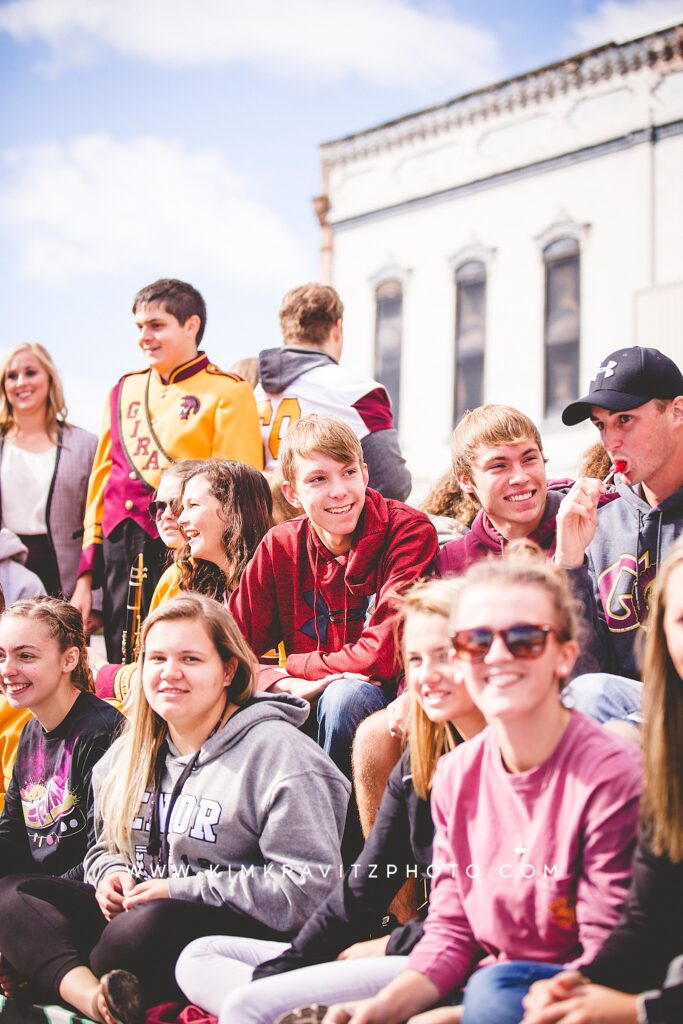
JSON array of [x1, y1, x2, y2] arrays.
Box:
[[0, 594, 350, 1024]]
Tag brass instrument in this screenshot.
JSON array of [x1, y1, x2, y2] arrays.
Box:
[[121, 553, 148, 663]]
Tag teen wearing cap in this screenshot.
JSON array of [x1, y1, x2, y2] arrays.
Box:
[[556, 346, 683, 725]]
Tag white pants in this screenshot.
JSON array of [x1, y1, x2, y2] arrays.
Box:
[[176, 934, 407, 1024]]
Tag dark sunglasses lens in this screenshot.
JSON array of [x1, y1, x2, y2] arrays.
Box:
[[504, 625, 548, 658], [451, 628, 493, 661], [149, 500, 169, 520]]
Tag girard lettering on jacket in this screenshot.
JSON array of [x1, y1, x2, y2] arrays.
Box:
[[119, 375, 172, 485], [597, 550, 658, 633], [132, 789, 222, 843]]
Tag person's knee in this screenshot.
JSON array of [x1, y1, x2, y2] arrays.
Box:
[[318, 679, 387, 735], [219, 986, 267, 1024], [352, 709, 390, 768], [92, 900, 171, 973]]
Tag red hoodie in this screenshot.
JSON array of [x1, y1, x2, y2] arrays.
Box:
[[230, 488, 438, 689]]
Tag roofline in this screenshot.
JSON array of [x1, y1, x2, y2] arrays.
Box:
[[320, 20, 683, 153]]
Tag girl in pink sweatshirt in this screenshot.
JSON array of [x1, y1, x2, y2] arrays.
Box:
[[321, 550, 641, 1024]]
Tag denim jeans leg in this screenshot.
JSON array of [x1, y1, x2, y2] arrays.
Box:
[[317, 677, 391, 778], [562, 673, 644, 726], [461, 961, 565, 1024]]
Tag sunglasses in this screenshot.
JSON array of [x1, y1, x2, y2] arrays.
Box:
[[449, 623, 557, 662], [148, 499, 177, 522]]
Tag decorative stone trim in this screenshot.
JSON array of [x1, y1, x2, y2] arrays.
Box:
[[321, 23, 683, 169]]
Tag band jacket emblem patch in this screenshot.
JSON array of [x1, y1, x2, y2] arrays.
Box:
[[179, 395, 201, 420]]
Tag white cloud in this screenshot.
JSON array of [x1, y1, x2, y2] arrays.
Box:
[[568, 0, 683, 51], [0, 134, 309, 288], [0, 0, 502, 91]]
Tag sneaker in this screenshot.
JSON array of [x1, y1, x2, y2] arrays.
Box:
[[273, 1007, 328, 1024]]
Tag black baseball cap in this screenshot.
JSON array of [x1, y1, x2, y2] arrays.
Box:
[[562, 346, 683, 426]]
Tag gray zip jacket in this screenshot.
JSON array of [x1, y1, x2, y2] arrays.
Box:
[[84, 692, 350, 934]]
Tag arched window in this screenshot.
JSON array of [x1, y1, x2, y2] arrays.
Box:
[[454, 260, 486, 424], [374, 279, 403, 423], [544, 237, 580, 418]]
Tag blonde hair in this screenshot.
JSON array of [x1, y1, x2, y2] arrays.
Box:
[[0, 343, 68, 442], [280, 414, 363, 487], [2, 597, 93, 693], [641, 537, 683, 862], [401, 578, 461, 800], [279, 284, 344, 347], [98, 594, 257, 855], [451, 404, 544, 484]]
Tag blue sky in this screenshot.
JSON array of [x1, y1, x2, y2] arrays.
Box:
[[1, 0, 682, 431]]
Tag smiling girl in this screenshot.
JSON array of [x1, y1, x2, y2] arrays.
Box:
[[321, 551, 642, 1024], [0, 598, 122, 880], [176, 459, 273, 600], [0, 595, 348, 1024], [174, 578, 486, 1024], [0, 344, 97, 600]]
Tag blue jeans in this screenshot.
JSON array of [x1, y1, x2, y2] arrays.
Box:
[[317, 677, 391, 779], [462, 961, 564, 1024], [562, 673, 643, 726]]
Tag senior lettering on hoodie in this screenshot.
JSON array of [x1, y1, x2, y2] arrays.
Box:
[[85, 692, 350, 935]]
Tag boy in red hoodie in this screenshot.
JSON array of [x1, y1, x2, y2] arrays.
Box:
[[229, 414, 438, 778]]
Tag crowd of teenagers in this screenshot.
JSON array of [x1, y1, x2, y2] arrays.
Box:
[[0, 275, 680, 1024]]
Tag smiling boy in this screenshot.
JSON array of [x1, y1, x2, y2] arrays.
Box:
[[437, 405, 572, 575], [229, 413, 438, 777], [72, 278, 263, 659]]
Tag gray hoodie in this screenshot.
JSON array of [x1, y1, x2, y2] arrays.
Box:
[[583, 479, 683, 678], [84, 692, 350, 934]]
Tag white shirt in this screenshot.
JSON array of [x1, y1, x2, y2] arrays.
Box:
[[1, 440, 57, 534]]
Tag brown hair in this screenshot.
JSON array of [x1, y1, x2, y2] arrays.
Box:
[[451, 404, 545, 484], [2, 597, 93, 692], [133, 279, 207, 345], [99, 594, 257, 854], [420, 471, 479, 528], [0, 343, 68, 443], [399, 579, 461, 800], [641, 536, 683, 862], [577, 442, 612, 481], [279, 284, 344, 347], [280, 414, 363, 487], [176, 460, 273, 597]]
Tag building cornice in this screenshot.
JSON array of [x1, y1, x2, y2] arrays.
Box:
[[321, 23, 683, 169], [329, 118, 683, 231]]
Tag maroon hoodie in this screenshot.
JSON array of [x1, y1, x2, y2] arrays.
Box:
[[230, 488, 438, 689], [436, 481, 572, 575]]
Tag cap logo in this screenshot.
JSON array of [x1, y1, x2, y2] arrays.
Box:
[[592, 359, 617, 382]]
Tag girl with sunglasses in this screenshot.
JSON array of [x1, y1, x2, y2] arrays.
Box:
[[0, 595, 349, 1024], [320, 551, 641, 1024], [519, 537, 683, 1024]]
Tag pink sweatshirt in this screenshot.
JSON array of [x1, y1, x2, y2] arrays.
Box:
[[407, 712, 641, 996]]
